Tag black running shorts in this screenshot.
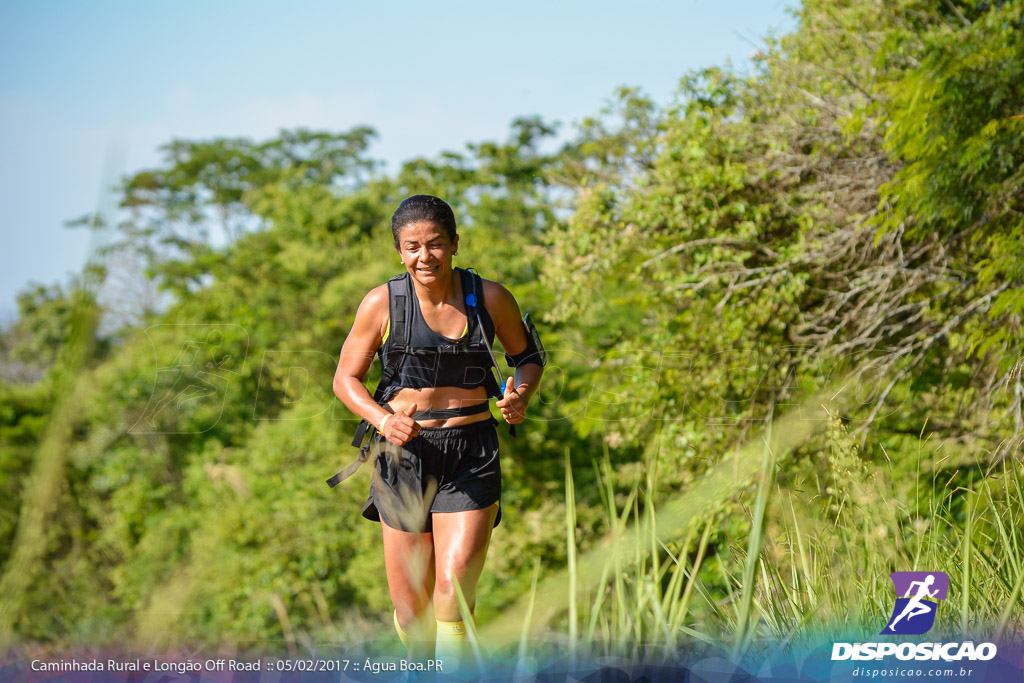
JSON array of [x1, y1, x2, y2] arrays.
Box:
[[361, 417, 502, 533]]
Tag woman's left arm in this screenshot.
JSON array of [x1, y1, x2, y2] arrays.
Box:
[[485, 280, 544, 424]]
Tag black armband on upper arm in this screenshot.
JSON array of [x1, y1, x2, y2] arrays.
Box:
[[505, 313, 546, 368]]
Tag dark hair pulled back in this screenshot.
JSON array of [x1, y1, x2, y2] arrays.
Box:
[[391, 195, 457, 248]]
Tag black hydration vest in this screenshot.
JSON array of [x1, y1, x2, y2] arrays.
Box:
[[375, 267, 503, 403], [327, 267, 507, 488]]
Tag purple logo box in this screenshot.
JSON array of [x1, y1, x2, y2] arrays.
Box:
[[891, 571, 949, 600]]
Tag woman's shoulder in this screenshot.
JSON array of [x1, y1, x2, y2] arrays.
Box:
[[479, 276, 514, 302], [479, 277, 518, 320], [356, 284, 391, 338], [362, 282, 390, 308], [360, 272, 417, 319]]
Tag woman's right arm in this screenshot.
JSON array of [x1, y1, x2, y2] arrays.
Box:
[[333, 285, 420, 445]]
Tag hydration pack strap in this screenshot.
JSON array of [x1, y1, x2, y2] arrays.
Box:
[[465, 269, 516, 438], [350, 274, 413, 449], [411, 402, 491, 421], [326, 435, 375, 488]]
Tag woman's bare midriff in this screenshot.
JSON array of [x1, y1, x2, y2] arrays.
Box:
[[386, 385, 493, 428]]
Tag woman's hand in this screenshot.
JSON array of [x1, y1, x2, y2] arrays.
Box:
[[496, 377, 527, 424], [380, 403, 421, 446]]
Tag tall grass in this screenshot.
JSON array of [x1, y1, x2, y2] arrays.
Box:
[[499, 415, 1024, 665]]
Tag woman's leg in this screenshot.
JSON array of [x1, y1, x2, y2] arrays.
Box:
[[382, 523, 436, 655], [430, 504, 498, 667], [431, 503, 499, 621]]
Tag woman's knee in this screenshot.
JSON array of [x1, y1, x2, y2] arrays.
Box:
[[433, 569, 478, 607], [390, 572, 435, 623]]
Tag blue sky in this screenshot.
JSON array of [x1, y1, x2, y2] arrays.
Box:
[[0, 1, 795, 321]]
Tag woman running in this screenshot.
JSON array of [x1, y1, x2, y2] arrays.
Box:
[[332, 195, 544, 663]]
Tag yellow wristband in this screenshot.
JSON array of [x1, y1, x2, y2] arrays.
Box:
[[378, 414, 392, 433]]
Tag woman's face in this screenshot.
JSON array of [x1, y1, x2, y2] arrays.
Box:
[[395, 220, 459, 285]]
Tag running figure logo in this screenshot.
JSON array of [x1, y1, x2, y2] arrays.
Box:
[[883, 571, 949, 635]]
